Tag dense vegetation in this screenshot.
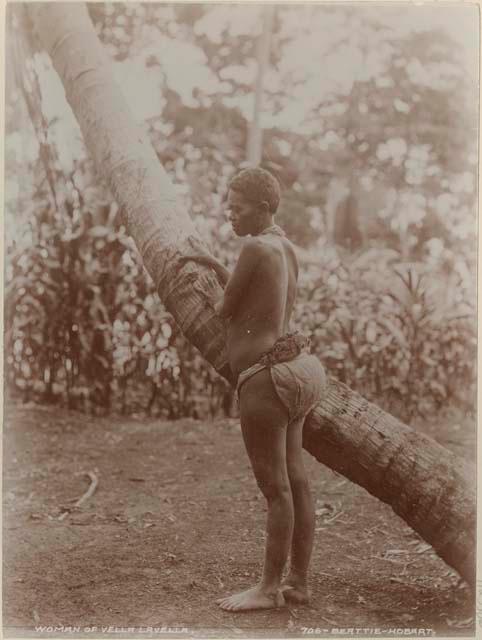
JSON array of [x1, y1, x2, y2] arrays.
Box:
[[5, 3, 477, 421]]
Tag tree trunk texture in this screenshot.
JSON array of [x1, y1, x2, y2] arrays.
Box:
[[27, 2, 475, 586]]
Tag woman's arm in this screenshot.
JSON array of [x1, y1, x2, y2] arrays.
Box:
[[179, 241, 260, 318], [217, 240, 259, 318], [178, 253, 230, 287]]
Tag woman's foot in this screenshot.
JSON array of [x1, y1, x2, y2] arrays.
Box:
[[280, 576, 310, 604], [216, 584, 286, 611]]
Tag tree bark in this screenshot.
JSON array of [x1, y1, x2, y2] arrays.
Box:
[[27, 2, 475, 586]]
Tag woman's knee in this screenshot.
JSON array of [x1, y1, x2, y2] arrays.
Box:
[[287, 467, 311, 495], [257, 475, 292, 503]]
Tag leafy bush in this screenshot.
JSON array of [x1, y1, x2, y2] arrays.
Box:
[[5, 179, 234, 418], [294, 247, 476, 420], [4, 45, 475, 422], [6, 194, 475, 422]]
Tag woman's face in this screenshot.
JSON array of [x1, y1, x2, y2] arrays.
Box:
[[226, 189, 260, 237]]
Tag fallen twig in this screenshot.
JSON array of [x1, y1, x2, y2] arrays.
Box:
[[414, 543, 432, 554], [445, 616, 474, 629], [58, 472, 98, 521], [324, 510, 345, 524], [74, 472, 98, 507], [389, 577, 410, 585]]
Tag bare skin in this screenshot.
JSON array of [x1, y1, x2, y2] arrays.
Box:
[[179, 188, 314, 610]]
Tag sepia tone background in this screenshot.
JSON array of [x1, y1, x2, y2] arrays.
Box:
[[3, 2, 478, 637]]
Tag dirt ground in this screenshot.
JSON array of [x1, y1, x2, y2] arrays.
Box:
[[3, 401, 476, 638]]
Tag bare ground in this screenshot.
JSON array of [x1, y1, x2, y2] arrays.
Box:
[[2, 401, 476, 638]]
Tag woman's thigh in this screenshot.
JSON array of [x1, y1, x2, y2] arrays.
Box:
[[239, 368, 290, 496]]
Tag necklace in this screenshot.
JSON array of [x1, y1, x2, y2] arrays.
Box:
[[259, 224, 285, 237]]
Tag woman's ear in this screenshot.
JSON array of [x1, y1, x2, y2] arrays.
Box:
[[259, 200, 270, 215]]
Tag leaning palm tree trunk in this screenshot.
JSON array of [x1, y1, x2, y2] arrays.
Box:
[[26, 2, 475, 585]]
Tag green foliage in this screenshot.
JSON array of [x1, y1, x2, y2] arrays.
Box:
[[5, 3, 477, 421], [5, 179, 475, 421], [294, 248, 476, 420], [5, 163, 233, 417]]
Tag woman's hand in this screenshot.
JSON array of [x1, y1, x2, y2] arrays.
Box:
[[214, 298, 224, 316], [179, 252, 231, 287], [178, 253, 218, 268]]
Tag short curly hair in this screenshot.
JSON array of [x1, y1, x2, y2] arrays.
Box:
[[228, 167, 281, 214]]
